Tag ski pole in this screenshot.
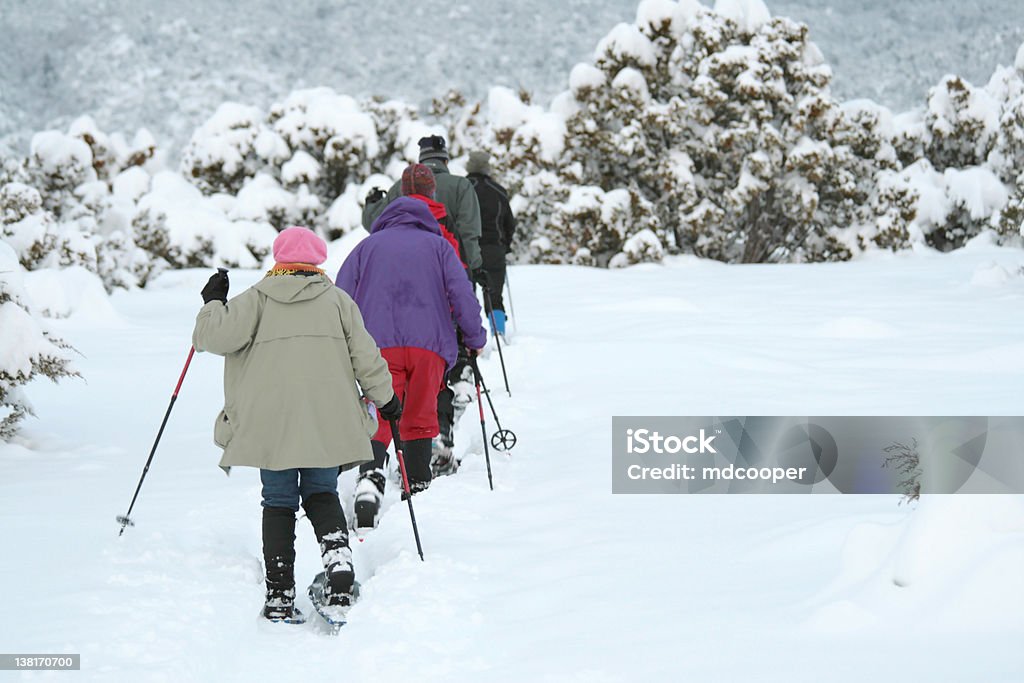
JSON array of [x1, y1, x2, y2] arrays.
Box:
[[482, 284, 511, 397], [474, 363, 517, 452], [117, 345, 196, 536], [505, 268, 517, 335], [469, 353, 495, 491], [389, 419, 425, 561]]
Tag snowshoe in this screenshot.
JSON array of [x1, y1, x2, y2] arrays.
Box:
[[307, 571, 360, 632], [452, 379, 474, 417], [430, 438, 460, 477], [262, 587, 305, 624], [400, 479, 430, 501]]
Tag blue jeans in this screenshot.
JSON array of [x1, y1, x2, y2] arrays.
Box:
[[260, 467, 338, 510]]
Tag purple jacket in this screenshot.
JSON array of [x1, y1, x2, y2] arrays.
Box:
[[336, 197, 487, 369]]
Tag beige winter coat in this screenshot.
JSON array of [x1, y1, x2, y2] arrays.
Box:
[[192, 273, 394, 472]]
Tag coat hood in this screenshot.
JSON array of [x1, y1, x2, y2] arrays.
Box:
[[254, 273, 334, 303], [370, 196, 442, 236], [408, 194, 447, 222]]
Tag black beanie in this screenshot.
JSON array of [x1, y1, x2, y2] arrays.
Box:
[[418, 135, 449, 162]]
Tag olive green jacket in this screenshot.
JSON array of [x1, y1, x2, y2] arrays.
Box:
[[361, 158, 483, 271], [192, 273, 394, 472]]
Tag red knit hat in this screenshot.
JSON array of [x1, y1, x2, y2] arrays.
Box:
[[272, 226, 327, 265], [401, 163, 436, 199]]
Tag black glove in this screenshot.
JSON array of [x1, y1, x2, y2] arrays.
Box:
[[365, 187, 386, 205], [472, 268, 490, 290], [379, 395, 403, 421], [201, 269, 229, 304]]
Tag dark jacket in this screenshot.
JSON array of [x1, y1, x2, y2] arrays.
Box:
[[361, 159, 483, 271], [467, 172, 516, 253]]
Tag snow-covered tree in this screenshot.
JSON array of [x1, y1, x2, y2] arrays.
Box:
[[132, 172, 277, 273], [536, 185, 661, 267], [5, 14, 1022, 275], [181, 103, 285, 196], [5, 114, 287, 284], [0, 119, 164, 291], [891, 50, 1023, 250], [995, 170, 1024, 243], [181, 89, 423, 238], [0, 243, 78, 439], [922, 76, 1000, 172], [589, 0, 914, 262], [896, 160, 1008, 251], [0, 180, 100, 272], [463, 0, 917, 265]]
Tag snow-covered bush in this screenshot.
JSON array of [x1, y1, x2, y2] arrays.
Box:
[[133, 172, 277, 273], [273, 89, 379, 203], [181, 103, 284, 196], [7, 12, 1022, 274], [2, 116, 282, 287], [537, 185, 660, 266], [459, 0, 917, 265], [182, 89, 423, 238], [600, 1, 914, 262], [895, 47, 1024, 247], [0, 118, 164, 291], [896, 160, 1008, 251], [923, 76, 1000, 171], [0, 181, 100, 272], [450, 8, 1024, 267], [995, 171, 1024, 243], [0, 243, 78, 440], [1, 182, 55, 268], [26, 130, 97, 217], [983, 62, 1024, 185]]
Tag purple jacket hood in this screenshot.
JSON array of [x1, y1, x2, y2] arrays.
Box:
[[370, 197, 441, 236], [337, 197, 486, 369]]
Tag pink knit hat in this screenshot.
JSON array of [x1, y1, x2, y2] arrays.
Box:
[[273, 226, 327, 265]]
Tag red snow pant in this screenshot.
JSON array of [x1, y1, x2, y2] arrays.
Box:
[[372, 347, 447, 446]]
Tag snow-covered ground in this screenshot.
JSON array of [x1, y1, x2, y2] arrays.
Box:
[[2, 242, 1023, 681]]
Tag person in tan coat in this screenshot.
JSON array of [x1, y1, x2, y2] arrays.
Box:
[[192, 226, 400, 624]]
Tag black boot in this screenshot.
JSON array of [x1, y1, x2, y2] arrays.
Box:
[[354, 470, 386, 531], [401, 437, 433, 498], [436, 387, 455, 448], [262, 506, 303, 622], [356, 441, 388, 529], [433, 390, 459, 477], [303, 492, 354, 607]]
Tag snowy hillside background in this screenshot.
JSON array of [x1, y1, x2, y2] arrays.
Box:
[[1, 0, 1022, 151]]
